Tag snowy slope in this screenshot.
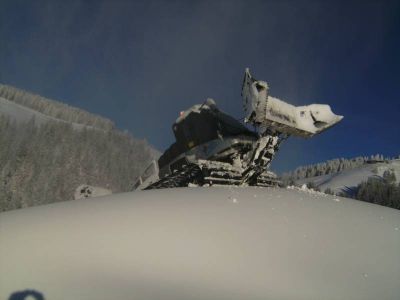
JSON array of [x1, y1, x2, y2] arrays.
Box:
[[0, 96, 97, 130], [297, 159, 400, 195], [1, 187, 399, 300], [0, 96, 54, 125]]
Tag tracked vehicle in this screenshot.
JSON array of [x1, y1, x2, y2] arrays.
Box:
[[134, 69, 343, 190]]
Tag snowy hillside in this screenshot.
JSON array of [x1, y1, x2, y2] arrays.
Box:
[[1, 186, 399, 300], [0, 84, 115, 130], [0, 85, 160, 212], [297, 159, 400, 195], [0, 96, 97, 130], [0, 96, 50, 124]]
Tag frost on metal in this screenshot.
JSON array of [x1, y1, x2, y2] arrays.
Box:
[[242, 68, 343, 138]]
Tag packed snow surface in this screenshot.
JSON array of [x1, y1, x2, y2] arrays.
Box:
[[1, 187, 399, 300]]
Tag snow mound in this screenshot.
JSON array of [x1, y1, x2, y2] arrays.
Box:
[[1, 187, 399, 300]]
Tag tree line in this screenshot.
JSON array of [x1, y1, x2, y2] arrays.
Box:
[[282, 154, 395, 181], [352, 171, 400, 210]]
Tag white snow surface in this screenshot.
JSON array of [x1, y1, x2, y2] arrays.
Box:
[[0, 96, 52, 125], [1, 186, 399, 300], [0, 96, 97, 130], [297, 160, 400, 195], [74, 184, 112, 200]]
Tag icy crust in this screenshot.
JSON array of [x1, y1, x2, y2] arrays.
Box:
[[1, 187, 400, 300]]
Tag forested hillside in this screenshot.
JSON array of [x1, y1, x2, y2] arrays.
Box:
[[354, 171, 400, 209], [0, 85, 158, 212], [0, 115, 155, 211]]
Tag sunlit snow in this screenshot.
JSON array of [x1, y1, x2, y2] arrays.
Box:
[[1, 187, 399, 300]]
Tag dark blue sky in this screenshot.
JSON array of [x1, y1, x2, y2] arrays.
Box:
[[1, 0, 399, 172]]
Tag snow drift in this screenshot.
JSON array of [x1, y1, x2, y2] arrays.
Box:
[[1, 187, 399, 300]]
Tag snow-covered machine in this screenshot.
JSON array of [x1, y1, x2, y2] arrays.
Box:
[[134, 69, 343, 190]]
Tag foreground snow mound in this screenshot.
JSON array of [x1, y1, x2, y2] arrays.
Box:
[[1, 187, 399, 300]]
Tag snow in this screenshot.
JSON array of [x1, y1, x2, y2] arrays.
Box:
[[266, 96, 297, 124], [241, 68, 343, 138], [0, 96, 98, 130], [0, 96, 51, 125], [288, 184, 327, 196], [297, 160, 400, 195], [175, 99, 216, 124], [74, 185, 112, 200], [1, 186, 399, 300], [265, 96, 343, 136]]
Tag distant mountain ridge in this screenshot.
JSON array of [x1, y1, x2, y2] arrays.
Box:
[[0, 84, 158, 212]]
